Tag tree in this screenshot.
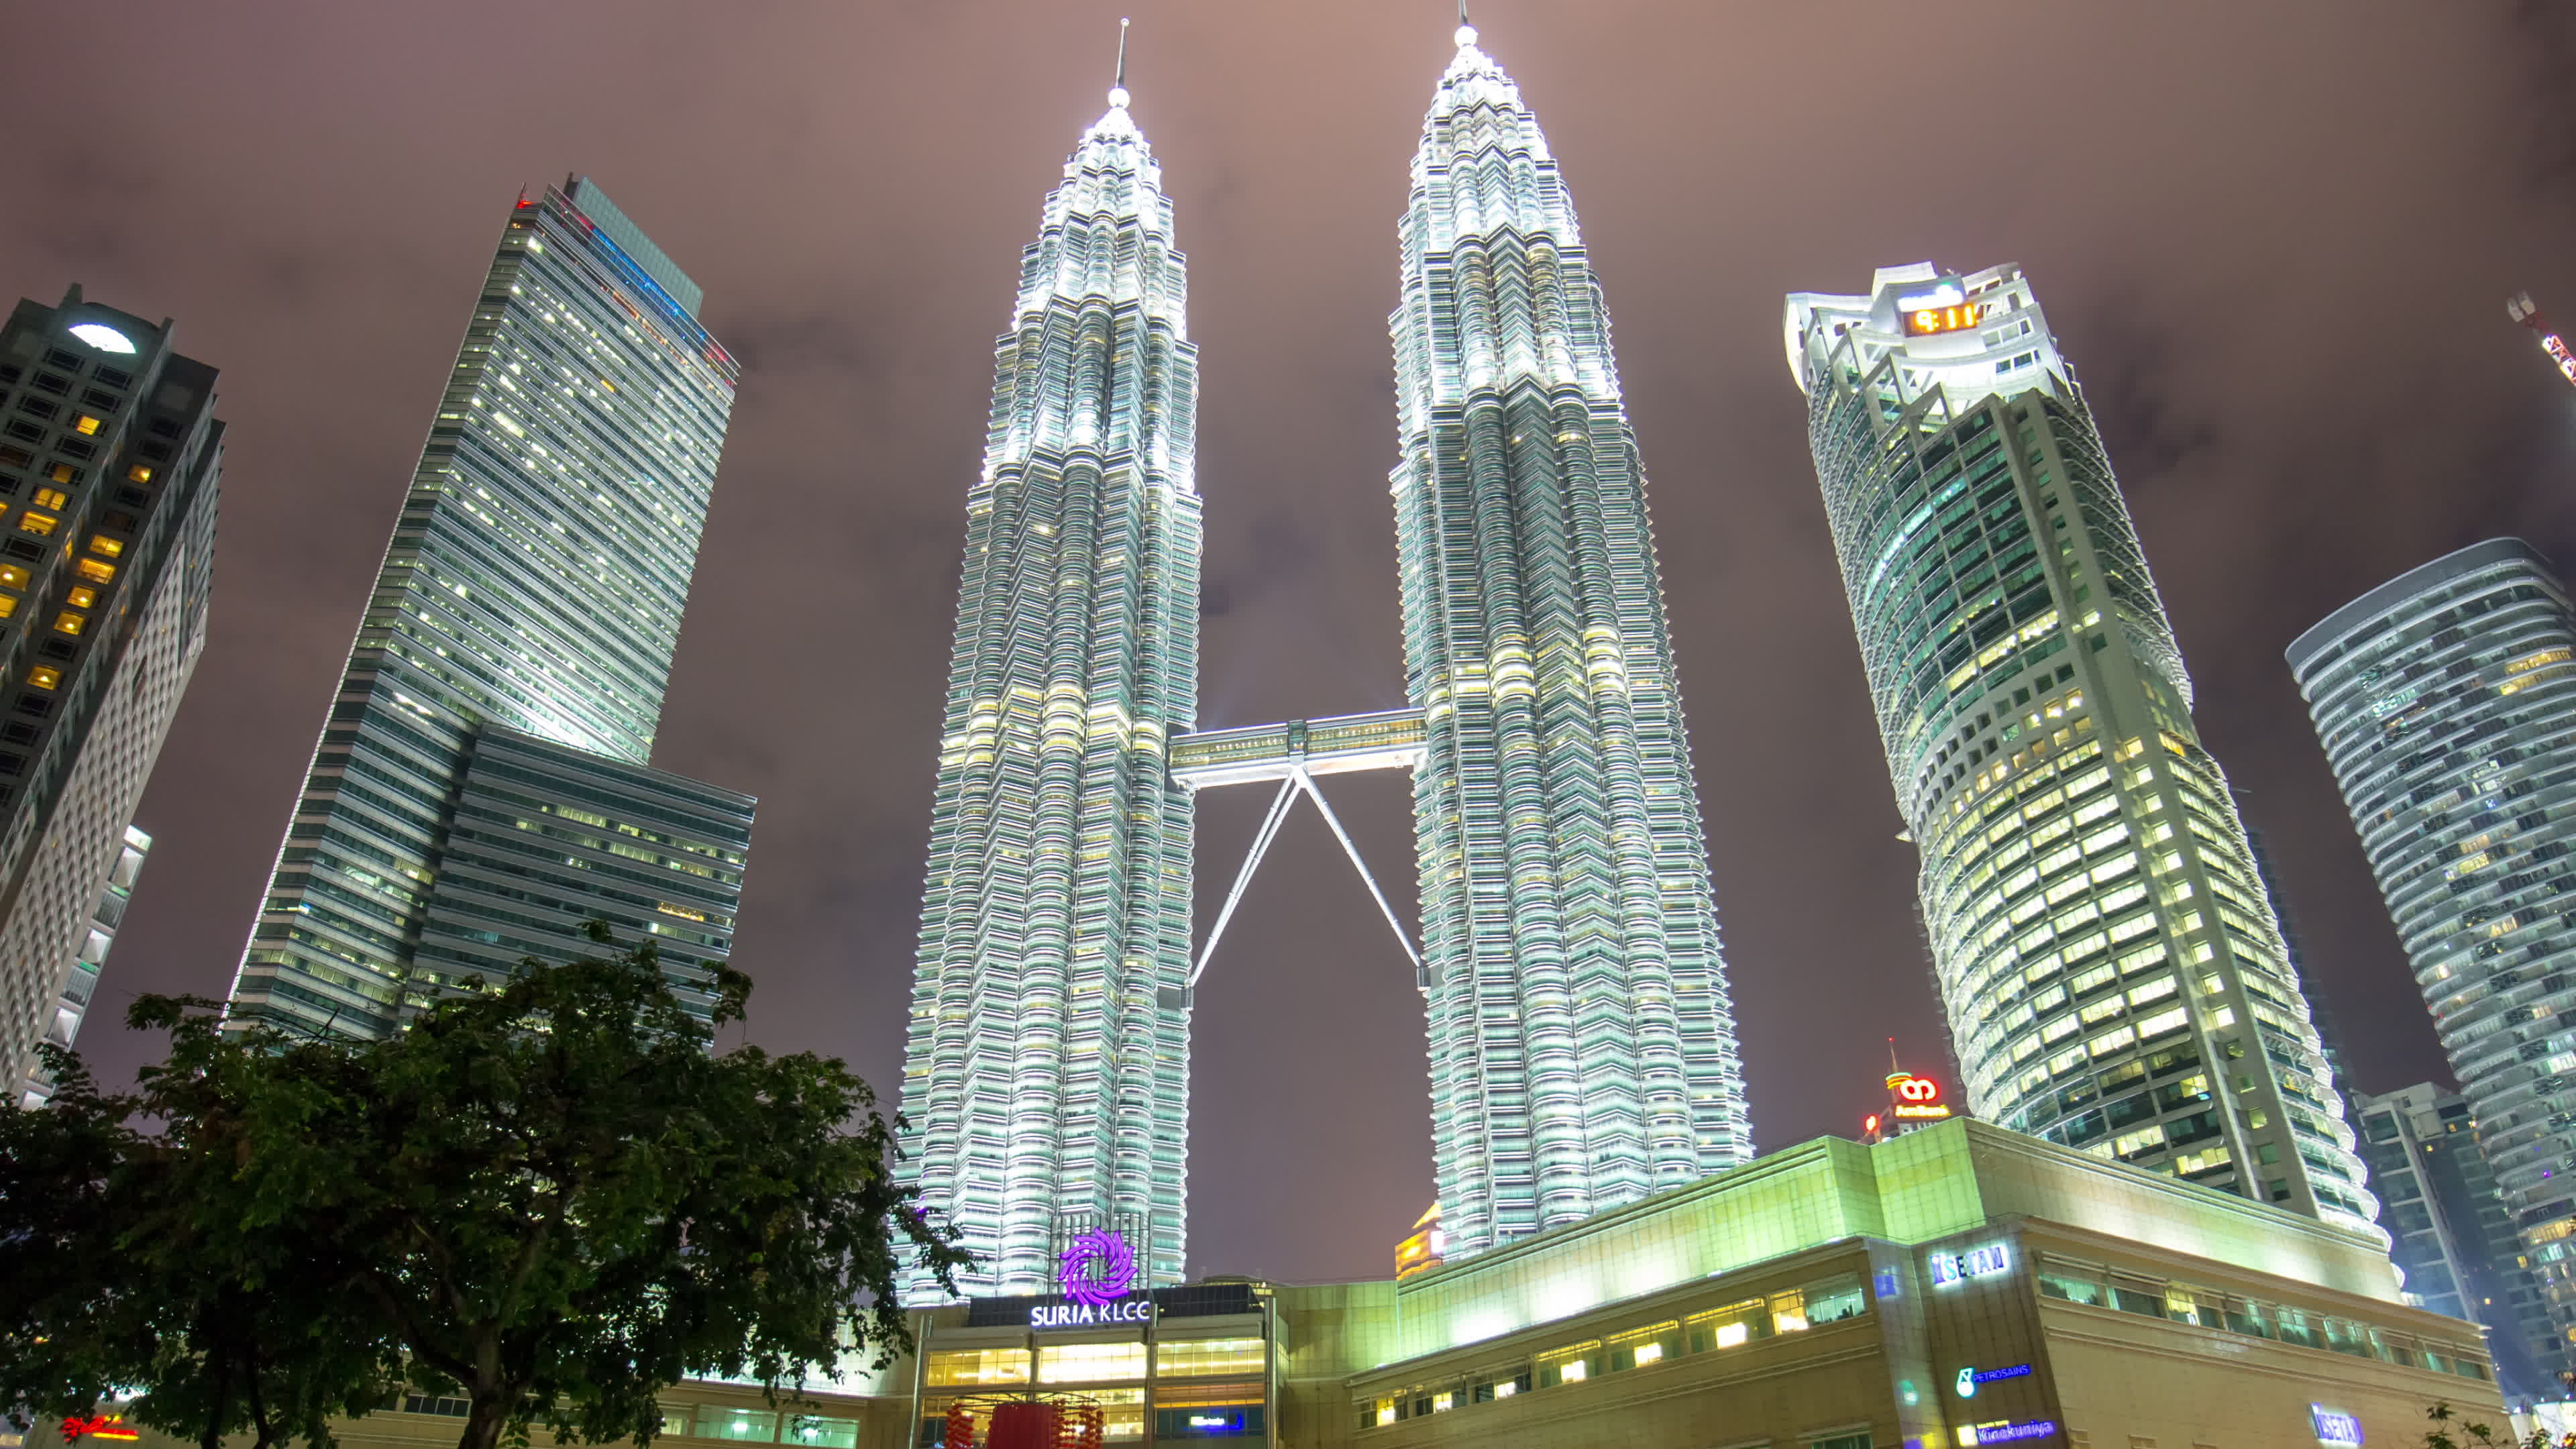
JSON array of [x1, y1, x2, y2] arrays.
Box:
[[1, 931, 969, 1449], [0, 1041, 401, 1449]]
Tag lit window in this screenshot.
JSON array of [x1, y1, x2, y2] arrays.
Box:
[[52, 612, 81, 637], [74, 559, 113, 584], [0, 566, 27, 590], [17, 513, 57, 537], [64, 586, 95, 609], [0, 597, 17, 620], [32, 488, 66, 510], [87, 535, 121, 558], [46, 464, 74, 484], [27, 666, 60, 690], [73, 415, 101, 436], [125, 465, 152, 484]]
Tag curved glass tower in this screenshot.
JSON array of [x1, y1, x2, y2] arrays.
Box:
[[2289, 539, 2576, 1344], [898, 77, 1202, 1299], [1391, 22, 1752, 1258], [1785, 264, 2375, 1234]]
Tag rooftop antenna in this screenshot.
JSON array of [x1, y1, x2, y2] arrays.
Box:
[[1109, 17, 1131, 107], [2510, 292, 2576, 391], [1888, 1036, 1902, 1074], [1455, 0, 1477, 46]]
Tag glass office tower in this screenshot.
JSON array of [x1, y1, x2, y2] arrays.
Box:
[[1391, 22, 1752, 1260], [897, 78, 1203, 1299], [0, 290, 218, 1102], [228, 178, 750, 1039], [2288, 537, 2576, 1345], [1784, 263, 2374, 1232], [2351, 1082, 2562, 1399]]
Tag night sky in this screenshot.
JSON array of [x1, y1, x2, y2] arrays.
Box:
[[9, 2, 2575, 1285]]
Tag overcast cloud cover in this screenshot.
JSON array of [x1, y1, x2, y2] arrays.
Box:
[[5, 1, 2574, 1283]]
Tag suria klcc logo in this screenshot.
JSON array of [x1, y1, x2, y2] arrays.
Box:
[[1061, 1228, 1137, 1306], [1030, 1229, 1152, 1329]]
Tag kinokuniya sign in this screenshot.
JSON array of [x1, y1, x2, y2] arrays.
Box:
[[1030, 1227, 1158, 1330]]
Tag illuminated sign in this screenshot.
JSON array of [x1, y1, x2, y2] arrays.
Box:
[[1033, 1227, 1152, 1329], [2312, 1406, 2363, 1448], [1184, 1410, 1247, 1434], [1970, 1422, 2057, 1446], [1928, 1242, 2012, 1286], [1061, 1228, 1138, 1305], [60, 1417, 138, 1443], [1032, 1297, 1152, 1329], [1889, 1071, 1954, 1121], [1904, 301, 1988, 337], [1954, 1363, 2034, 1398]]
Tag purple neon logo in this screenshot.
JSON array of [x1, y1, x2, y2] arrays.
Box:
[[1059, 1229, 1138, 1307]]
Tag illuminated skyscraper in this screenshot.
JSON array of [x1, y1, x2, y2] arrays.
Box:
[[2288, 539, 2576, 1346], [1389, 21, 1751, 1257], [897, 69, 1202, 1299], [1784, 264, 2374, 1232], [227, 178, 752, 1039], [0, 291, 217, 1103]]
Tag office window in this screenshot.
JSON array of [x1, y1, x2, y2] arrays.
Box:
[[125, 464, 152, 484], [88, 535, 121, 557], [74, 558, 113, 584], [51, 611, 81, 637], [26, 667, 60, 690], [73, 415, 101, 435], [694, 1408, 775, 1442], [17, 513, 56, 537], [32, 488, 66, 510]]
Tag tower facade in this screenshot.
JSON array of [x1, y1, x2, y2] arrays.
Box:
[[2288, 538, 2576, 1347], [897, 80, 1202, 1299], [2351, 1083, 2563, 1400], [0, 290, 217, 1101], [1388, 23, 1752, 1258], [1785, 264, 2374, 1233], [228, 178, 751, 1039]]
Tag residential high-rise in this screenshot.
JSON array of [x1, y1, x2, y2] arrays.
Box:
[[18, 826, 149, 1106], [1388, 20, 1751, 1256], [0, 291, 217, 1102], [2288, 537, 2576, 1347], [227, 178, 751, 1039], [2351, 1083, 2562, 1401], [896, 71, 1202, 1299], [1784, 264, 2375, 1232]]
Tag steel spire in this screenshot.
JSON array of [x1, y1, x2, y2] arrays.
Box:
[[1110, 17, 1130, 107]]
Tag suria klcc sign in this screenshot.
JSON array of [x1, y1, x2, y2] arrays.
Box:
[[1030, 1228, 1153, 1329]]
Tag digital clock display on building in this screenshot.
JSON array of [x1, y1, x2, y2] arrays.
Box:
[[1903, 301, 1988, 337]]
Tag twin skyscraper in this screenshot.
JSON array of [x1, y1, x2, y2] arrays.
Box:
[[897, 18, 2377, 1301]]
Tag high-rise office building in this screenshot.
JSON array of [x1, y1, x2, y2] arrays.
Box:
[[0, 291, 217, 1103], [1784, 263, 2374, 1232], [1387, 21, 1752, 1257], [227, 178, 751, 1039], [897, 74, 1203, 1299], [2288, 537, 2576, 1345], [2351, 1082, 2563, 1401]]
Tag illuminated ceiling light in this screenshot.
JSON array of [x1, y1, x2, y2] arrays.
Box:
[[68, 323, 136, 354]]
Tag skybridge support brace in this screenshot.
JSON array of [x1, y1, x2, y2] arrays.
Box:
[[1187, 765, 1424, 991]]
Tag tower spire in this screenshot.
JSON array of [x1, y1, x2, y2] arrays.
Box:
[[1110, 17, 1131, 108], [1454, 0, 1477, 48]]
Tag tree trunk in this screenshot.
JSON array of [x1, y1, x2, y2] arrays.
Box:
[[455, 1391, 513, 1449]]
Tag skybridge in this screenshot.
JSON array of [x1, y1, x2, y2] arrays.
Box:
[[1167, 708, 1428, 991]]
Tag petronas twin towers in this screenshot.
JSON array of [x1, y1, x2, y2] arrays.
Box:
[[898, 19, 1749, 1299]]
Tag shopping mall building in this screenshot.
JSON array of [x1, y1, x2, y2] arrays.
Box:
[[87, 1119, 2504, 1449]]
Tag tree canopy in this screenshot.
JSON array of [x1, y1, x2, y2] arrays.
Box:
[[0, 931, 967, 1449]]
